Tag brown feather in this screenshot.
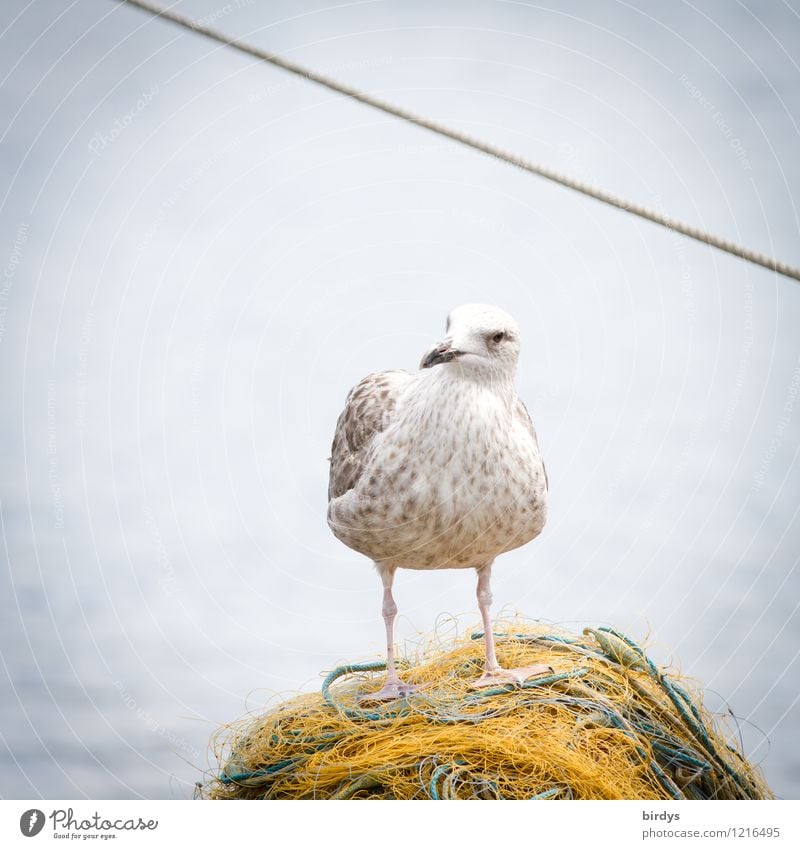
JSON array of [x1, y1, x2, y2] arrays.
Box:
[[328, 370, 413, 501]]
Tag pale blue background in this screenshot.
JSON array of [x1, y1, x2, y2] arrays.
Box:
[[1, 0, 799, 798]]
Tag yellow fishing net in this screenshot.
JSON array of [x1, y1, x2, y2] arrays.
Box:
[[201, 622, 772, 800]]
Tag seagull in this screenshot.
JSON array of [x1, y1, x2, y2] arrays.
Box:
[[327, 304, 549, 701]]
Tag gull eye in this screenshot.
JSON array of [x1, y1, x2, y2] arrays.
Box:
[[491, 331, 505, 344]]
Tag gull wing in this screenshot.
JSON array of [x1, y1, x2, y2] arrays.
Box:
[[515, 398, 548, 492], [328, 370, 415, 501]]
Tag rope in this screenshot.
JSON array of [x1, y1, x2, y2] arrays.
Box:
[[118, 0, 800, 283], [208, 627, 766, 799]]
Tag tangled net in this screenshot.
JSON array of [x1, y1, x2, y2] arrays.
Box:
[[201, 623, 772, 800]]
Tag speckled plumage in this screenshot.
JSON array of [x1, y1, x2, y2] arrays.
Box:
[[327, 305, 548, 571], [327, 304, 550, 698]]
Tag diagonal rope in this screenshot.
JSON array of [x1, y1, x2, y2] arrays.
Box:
[[118, 0, 800, 283]]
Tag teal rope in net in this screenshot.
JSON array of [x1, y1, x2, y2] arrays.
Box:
[[214, 627, 760, 799]]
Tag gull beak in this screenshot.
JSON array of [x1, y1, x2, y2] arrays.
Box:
[[420, 339, 462, 369]]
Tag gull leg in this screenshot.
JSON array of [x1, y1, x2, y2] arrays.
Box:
[[359, 564, 417, 703], [470, 562, 552, 688]]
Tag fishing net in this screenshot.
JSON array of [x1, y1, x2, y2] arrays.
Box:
[[200, 622, 771, 800]]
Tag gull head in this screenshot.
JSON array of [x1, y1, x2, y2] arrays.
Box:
[[420, 303, 521, 379]]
